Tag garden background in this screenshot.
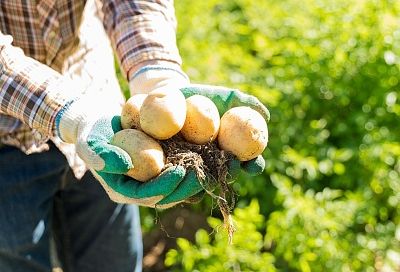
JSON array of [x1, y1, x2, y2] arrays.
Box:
[[116, 0, 400, 271]]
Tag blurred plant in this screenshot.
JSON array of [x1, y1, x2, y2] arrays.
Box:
[[266, 174, 398, 271], [165, 200, 277, 272]]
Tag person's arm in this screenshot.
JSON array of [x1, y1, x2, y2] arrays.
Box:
[[98, 0, 189, 95], [100, 0, 182, 80], [0, 32, 78, 138]]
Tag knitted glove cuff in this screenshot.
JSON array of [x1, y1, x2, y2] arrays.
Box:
[[55, 96, 94, 144], [55, 93, 122, 144]]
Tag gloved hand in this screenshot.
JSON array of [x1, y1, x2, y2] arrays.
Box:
[[129, 64, 270, 206], [54, 95, 196, 208]]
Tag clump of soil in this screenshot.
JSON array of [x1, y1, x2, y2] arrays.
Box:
[[159, 134, 237, 243]]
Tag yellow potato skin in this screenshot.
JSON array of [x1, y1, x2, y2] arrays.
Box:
[[218, 106, 268, 161], [111, 129, 165, 182], [181, 95, 220, 144], [121, 94, 147, 129], [140, 89, 187, 140]]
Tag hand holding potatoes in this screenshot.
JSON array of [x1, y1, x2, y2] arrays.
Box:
[[117, 83, 270, 199], [54, 96, 192, 208], [127, 65, 270, 193], [87, 117, 203, 208]]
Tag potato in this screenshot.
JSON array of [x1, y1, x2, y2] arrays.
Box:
[[111, 129, 165, 182], [121, 94, 147, 129], [140, 89, 186, 140], [218, 106, 268, 161], [180, 95, 220, 144]]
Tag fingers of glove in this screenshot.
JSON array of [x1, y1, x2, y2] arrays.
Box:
[[240, 155, 266, 176], [84, 116, 123, 142], [81, 142, 133, 173], [96, 166, 186, 200], [77, 115, 132, 173], [92, 170, 162, 206], [156, 170, 204, 206]]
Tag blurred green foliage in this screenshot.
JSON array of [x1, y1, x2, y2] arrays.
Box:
[[165, 200, 276, 272], [117, 0, 400, 271]]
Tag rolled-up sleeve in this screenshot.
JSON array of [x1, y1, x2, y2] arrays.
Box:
[[0, 32, 77, 137], [100, 0, 182, 80]]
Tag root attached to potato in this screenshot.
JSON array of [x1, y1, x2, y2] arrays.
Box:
[[160, 134, 237, 243]]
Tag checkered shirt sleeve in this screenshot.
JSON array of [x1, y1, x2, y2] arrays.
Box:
[[0, 33, 76, 138], [100, 0, 182, 80]]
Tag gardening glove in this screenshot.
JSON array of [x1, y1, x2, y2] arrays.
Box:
[[54, 95, 191, 207], [129, 64, 270, 206]]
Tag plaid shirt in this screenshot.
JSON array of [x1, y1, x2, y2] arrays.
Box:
[[0, 0, 181, 156]]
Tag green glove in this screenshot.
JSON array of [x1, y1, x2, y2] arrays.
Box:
[[82, 116, 193, 207], [92, 165, 189, 208], [55, 97, 193, 207]]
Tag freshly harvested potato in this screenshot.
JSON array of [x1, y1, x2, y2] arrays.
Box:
[[218, 106, 268, 161], [140, 89, 186, 140], [111, 129, 165, 182], [121, 94, 147, 129], [181, 95, 220, 144]]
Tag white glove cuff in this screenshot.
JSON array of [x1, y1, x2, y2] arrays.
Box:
[[129, 65, 190, 95], [55, 93, 121, 144]]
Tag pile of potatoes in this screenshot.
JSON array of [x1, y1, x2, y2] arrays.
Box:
[[111, 89, 268, 182]]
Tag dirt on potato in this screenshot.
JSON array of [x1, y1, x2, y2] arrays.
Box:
[[159, 134, 237, 243]]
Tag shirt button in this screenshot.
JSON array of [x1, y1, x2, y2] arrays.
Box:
[[49, 31, 56, 38]]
